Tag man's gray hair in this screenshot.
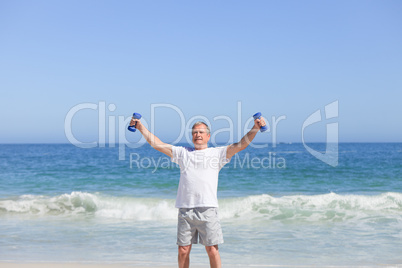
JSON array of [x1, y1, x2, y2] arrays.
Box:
[[192, 121, 210, 134]]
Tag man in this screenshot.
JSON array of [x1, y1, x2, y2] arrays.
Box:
[[130, 115, 266, 268]]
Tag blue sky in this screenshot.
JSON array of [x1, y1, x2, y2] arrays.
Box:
[[1, 0, 401, 144]]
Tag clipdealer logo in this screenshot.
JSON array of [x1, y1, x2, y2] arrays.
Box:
[[64, 101, 286, 160], [64, 100, 339, 167]]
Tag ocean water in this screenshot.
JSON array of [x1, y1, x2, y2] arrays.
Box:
[[0, 143, 402, 267]]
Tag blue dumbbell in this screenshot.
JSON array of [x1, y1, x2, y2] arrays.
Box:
[[127, 113, 142, 132], [253, 112, 268, 132]]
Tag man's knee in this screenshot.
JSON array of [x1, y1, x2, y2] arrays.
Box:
[[178, 245, 192, 256], [205, 245, 219, 257]]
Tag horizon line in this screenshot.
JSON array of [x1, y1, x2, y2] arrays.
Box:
[[1, 141, 402, 145]]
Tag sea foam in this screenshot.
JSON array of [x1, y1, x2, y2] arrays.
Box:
[[1, 192, 401, 223]]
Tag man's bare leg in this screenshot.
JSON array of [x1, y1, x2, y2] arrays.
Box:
[[205, 245, 221, 268], [178, 245, 192, 268]]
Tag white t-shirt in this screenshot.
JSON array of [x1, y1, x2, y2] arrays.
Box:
[[171, 146, 230, 208]]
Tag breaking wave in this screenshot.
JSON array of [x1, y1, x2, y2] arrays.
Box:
[[1, 192, 401, 223]]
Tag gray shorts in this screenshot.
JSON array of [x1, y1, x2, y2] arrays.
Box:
[[177, 207, 224, 247]]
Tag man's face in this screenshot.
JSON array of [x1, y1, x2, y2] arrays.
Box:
[[192, 125, 210, 148]]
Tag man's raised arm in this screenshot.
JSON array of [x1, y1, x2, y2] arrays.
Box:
[[130, 117, 173, 158], [226, 116, 266, 159]]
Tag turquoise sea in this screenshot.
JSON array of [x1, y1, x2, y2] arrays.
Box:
[[1, 143, 402, 266]]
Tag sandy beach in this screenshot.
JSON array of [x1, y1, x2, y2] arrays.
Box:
[[0, 264, 126, 268], [2, 263, 402, 268], [0, 264, 194, 268], [0, 264, 208, 268]]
